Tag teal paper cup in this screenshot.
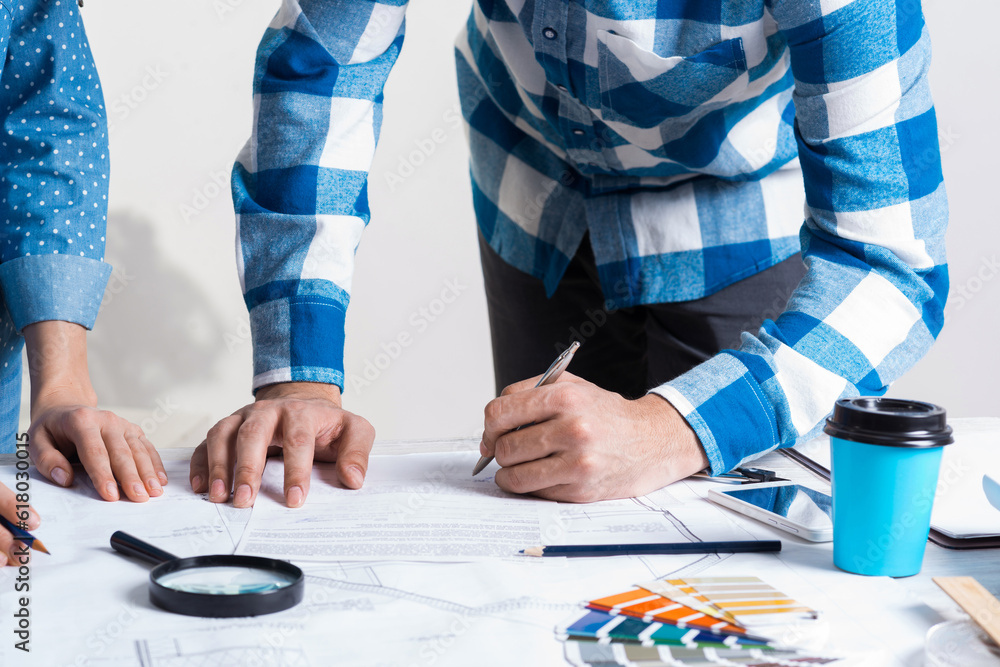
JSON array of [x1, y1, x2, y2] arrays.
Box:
[[824, 398, 953, 577]]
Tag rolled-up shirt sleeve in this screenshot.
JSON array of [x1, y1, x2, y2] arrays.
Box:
[[651, 0, 948, 474], [0, 0, 112, 332], [234, 0, 408, 392]]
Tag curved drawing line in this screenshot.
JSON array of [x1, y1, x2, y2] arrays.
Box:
[[304, 575, 579, 618], [628, 497, 702, 543]]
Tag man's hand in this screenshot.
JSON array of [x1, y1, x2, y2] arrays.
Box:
[[24, 321, 166, 502], [190, 382, 375, 509], [481, 373, 709, 502], [0, 481, 40, 566]]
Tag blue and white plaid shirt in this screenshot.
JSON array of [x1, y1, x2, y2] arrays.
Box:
[[234, 0, 948, 475]]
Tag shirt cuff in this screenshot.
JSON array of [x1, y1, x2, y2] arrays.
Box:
[[649, 352, 780, 476], [249, 295, 347, 393], [0, 255, 112, 332]]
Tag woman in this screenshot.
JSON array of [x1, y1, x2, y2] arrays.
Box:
[[0, 0, 166, 566]]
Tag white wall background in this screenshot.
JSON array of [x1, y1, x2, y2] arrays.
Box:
[[50, 0, 997, 444]]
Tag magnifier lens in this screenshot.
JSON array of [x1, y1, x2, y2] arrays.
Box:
[[156, 566, 298, 595]]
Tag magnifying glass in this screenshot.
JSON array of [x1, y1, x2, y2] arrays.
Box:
[[110, 531, 304, 617]]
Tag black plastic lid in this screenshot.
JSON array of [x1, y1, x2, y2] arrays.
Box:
[[823, 397, 953, 448]]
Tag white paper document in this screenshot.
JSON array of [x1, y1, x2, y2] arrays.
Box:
[[235, 452, 545, 560], [235, 451, 751, 561]]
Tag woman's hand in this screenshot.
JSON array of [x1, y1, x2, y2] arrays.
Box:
[[0, 481, 40, 566], [23, 321, 167, 502]]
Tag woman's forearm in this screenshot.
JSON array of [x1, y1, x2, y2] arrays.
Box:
[[22, 320, 98, 419]]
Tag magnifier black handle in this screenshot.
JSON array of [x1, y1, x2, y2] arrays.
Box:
[[111, 531, 179, 566]]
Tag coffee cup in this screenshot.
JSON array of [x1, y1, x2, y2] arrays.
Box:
[[824, 397, 953, 577]]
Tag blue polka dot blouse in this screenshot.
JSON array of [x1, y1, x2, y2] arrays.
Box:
[[0, 0, 112, 452]]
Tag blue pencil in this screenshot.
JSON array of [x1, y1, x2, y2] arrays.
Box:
[[0, 515, 49, 554], [521, 540, 781, 557]]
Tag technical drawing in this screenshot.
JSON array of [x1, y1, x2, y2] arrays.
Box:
[[135, 637, 310, 667]]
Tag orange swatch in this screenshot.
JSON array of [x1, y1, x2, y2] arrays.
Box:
[[587, 587, 750, 637]]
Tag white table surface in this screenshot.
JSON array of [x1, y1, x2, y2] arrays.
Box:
[[2, 410, 997, 666]]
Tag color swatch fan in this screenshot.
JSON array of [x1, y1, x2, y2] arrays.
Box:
[[640, 576, 818, 628], [560, 609, 770, 649], [564, 640, 844, 667], [587, 587, 758, 639], [556, 575, 836, 665]]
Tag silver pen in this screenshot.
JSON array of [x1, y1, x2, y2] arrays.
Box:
[[472, 341, 581, 476]]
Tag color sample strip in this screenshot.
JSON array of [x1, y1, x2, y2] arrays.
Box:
[[643, 577, 817, 628], [587, 587, 752, 638], [563, 610, 726, 648], [562, 610, 770, 648], [639, 578, 741, 624], [564, 640, 845, 666]]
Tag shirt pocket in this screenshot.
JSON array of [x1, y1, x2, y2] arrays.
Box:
[[597, 31, 748, 129]]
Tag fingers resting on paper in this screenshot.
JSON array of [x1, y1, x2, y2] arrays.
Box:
[[190, 382, 375, 509], [28, 406, 167, 503], [481, 373, 709, 502], [0, 481, 40, 566]]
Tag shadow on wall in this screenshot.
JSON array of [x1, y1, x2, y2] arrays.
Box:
[[87, 211, 229, 407]]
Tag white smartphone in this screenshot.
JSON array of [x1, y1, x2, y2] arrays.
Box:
[[707, 481, 833, 542]]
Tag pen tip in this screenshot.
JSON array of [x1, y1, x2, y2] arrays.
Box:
[[472, 456, 490, 476], [522, 546, 544, 557], [33, 541, 50, 555]]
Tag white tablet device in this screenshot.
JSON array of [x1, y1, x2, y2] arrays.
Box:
[[707, 481, 833, 542], [984, 474, 1000, 512]]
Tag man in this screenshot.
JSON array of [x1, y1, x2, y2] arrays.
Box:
[[0, 0, 169, 566], [191, 0, 947, 508]]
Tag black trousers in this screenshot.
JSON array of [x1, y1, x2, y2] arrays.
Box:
[[479, 232, 807, 399]]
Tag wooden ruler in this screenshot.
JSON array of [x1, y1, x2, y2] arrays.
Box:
[[933, 576, 1000, 647]]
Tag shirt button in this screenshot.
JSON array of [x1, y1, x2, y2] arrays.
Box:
[[542, 27, 558, 40], [557, 84, 568, 92], [572, 129, 586, 136]]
